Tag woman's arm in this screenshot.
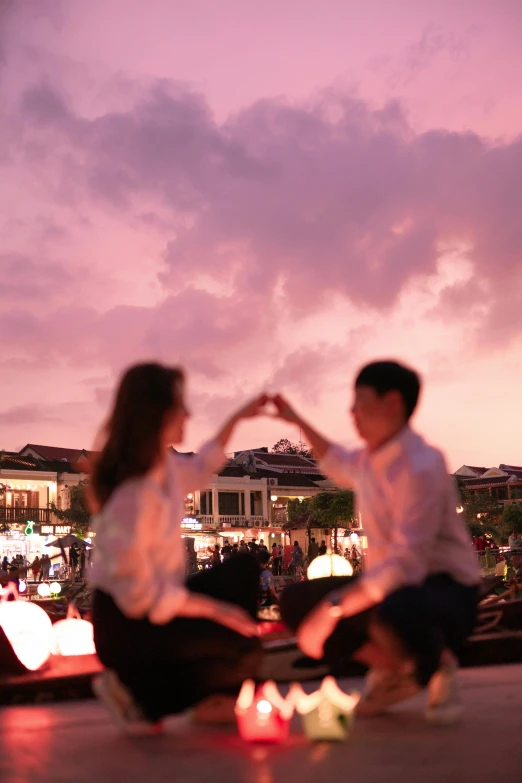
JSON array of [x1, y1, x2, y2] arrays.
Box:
[[177, 394, 270, 492]]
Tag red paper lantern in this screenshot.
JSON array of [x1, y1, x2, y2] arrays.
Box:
[[235, 680, 294, 742]]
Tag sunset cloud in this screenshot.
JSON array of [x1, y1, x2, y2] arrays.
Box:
[[1, 0, 522, 467]]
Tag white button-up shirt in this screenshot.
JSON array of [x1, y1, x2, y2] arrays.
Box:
[[90, 441, 225, 624], [320, 427, 479, 602]]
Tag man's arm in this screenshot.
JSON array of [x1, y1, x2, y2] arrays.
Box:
[[272, 394, 359, 488], [296, 465, 443, 659], [272, 394, 331, 460]]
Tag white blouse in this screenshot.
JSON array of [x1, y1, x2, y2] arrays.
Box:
[[90, 440, 225, 624]]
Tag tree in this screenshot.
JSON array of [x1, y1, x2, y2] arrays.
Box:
[[287, 497, 312, 522], [0, 481, 9, 534], [458, 488, 503, 544], [50, 480, 91, 537], [272, 439, 312, 458], [500, 503, 522, 540], [309, 490, 355, 552]]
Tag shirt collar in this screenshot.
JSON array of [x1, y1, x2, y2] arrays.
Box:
[[368, 426, 417, 473]]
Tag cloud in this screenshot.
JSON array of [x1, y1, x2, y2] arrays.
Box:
[[8, 79, 522, 344], [0, 404, 62, 426]]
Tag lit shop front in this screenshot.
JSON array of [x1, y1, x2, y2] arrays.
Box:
[[181, 518, 220, 566], [219, 527, 285, 548], [0, 523, 73, 573]]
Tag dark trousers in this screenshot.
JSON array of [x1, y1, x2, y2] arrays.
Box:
[[93, 555, 263, 722], [280, 574, 478, 686]]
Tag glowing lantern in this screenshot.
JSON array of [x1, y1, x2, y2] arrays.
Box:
[[37, 582, 51, 598], [291, 677, 360, 741], [0, 582, 53, 671], [235, 680, 294, 742], [307, 553, 353, 580], [18, 580, 27, 594], [51, 604, 96, 656], [50, 582, 61, 596]]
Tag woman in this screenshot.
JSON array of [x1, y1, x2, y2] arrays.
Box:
[[89, 362, 268, 733], [290, 541, 303, 576], [30, 556, 41, 582], [271, 542, 281, 576]]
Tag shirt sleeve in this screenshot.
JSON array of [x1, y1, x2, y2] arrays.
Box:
[[318, 444, 360, 489], [360, 464, 444, 602], [174, 439, 227, 495], [95, 482, 189, 623]]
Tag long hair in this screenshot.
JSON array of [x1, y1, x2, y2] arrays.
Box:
[[90, 363, 184, 510]]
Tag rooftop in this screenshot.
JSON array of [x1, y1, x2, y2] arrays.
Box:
[[462, 475, 522, 487], [19, 444, 93, 463]]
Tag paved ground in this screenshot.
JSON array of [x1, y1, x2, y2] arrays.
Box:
[[1, 665, 522, 783]]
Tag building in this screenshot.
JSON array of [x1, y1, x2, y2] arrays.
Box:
[[184, 448, 343, 561], [454, 464, 522, 502], [0, 445, 91, 566], [0, 441, 351, 568]]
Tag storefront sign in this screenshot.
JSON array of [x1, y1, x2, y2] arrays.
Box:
[[181, 518, 202, 530], [40, 525, 71, 536]]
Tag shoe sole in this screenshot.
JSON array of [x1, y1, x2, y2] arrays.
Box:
[[92, 674, 162, 736], [356, 681, 421, 716], [425, 704, 463, 725]]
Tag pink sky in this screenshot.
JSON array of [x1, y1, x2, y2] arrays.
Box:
[[1, 0, 522, 470]]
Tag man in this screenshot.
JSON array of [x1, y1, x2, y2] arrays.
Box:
[[307, 537, 319, 564], [258, 551, 279, 608], [273, 360, 479, 724]]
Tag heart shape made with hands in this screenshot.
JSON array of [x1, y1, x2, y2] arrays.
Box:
[[260, 396, 280, 417]]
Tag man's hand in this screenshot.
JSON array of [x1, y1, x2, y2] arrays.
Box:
[[296, 601, 339, 660], [271, 394, 301, 425]]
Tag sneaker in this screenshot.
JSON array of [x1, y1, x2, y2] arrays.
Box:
[[425, 662, 463, 725], [356, 668, 421, 716], [92, 669, 163, 736]]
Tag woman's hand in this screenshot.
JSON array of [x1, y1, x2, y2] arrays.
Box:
[[209, 598, 259, 637], [296, 601, 339, 659], [233, 393, 270, 420]]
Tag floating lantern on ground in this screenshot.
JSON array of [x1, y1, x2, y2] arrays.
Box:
[[51, 603, 96, 656], [291, 677, 360, 741], [18, 580, 27, 594], [235, 680, 294, 742], [50, 582, 61, 596], [0, 582, 53, 671], [37, 582, 51, 598], [307, 553, 353, 580]]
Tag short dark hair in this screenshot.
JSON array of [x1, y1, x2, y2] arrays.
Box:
[[258, 550, 271, 566], [355, 360, 421, 420]]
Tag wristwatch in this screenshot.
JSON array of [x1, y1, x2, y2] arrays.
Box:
[[326, 589, 344, 619]]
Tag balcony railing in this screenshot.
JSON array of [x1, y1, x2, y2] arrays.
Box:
[[198, 515, 268, 528], [0, 507, 52, 523]]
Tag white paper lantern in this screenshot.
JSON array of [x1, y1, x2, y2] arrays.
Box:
[[50, 582, 61, 595], [18, 580, 27, 594], [0, 583, 53, 670], [37, 583, 51, 598], [51, 604, 96, 656], [307, 553, 353, 580]]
